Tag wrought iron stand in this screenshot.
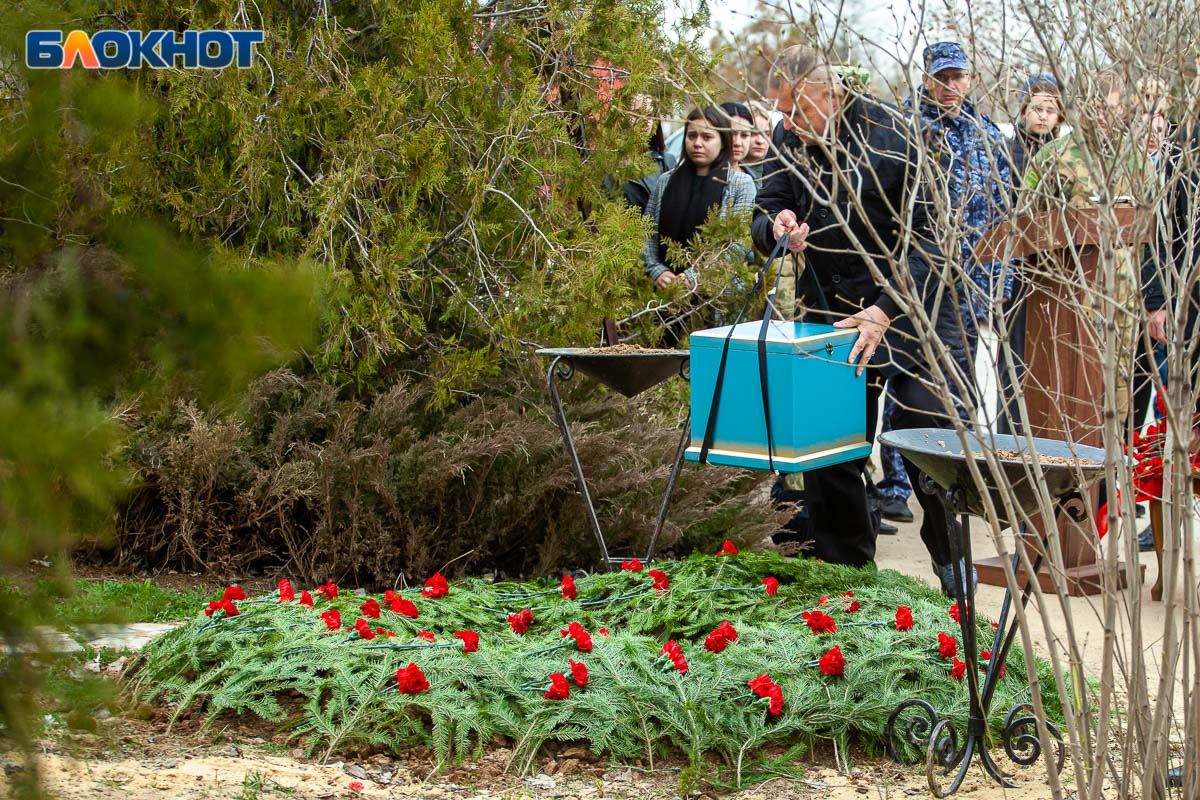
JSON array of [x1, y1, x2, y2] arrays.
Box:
[[539, 348, 690, 572], [880, 429, 1105, 797]]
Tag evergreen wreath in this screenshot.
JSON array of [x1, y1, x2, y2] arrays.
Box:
[[133, 550, 1063, 786]]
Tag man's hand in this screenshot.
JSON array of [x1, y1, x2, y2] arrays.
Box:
[[654, 271, 675, 291], [834, 304, 892, 376], [771, 210, 810, 253], [1148, 308, 1169, 345]]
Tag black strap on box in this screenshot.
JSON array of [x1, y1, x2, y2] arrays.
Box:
[[697, 233, 790, 469]]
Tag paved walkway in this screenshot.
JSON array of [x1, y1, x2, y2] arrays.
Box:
[[29, 622, 179, 654]]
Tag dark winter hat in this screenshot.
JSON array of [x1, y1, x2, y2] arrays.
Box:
[[924, 41, 969, 75]]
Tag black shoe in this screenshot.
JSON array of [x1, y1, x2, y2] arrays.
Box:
[[878, 520, 898, 535], [880, 497, 914, 523], [1137, 525, 1156, 552]]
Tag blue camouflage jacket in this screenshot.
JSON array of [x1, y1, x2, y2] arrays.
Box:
[[906, 92, 1016, 322]]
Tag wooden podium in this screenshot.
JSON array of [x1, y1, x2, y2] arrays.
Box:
[[973, 206, 1149, 596]]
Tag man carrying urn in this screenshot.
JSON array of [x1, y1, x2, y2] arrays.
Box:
[[752, 44, 971, 594]]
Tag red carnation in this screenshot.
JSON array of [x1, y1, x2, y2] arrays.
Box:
[[620, 559, 643, 572], [598, 627, 610, 636], [568, 659, 589, 687], [747, 674, 774, 695], [204, 599, 239, 618], [895, 606, 914, 631], [396, 662, 430, 694], [661, 640, 688, 673], [648, 569, 670, 591], [841, 592, 861, 613], [353, 618, 376, 640], [222, 586, 247, 602], [765, 685, 784, 716], [819, 645, 845, 677], [544, 672, 570, 700], [950, 657, 967, 680], [818, 595, 829, 606], [800, 610, 837, 634], [559, 621, 593, 652], [320, 609, 341, 631], [704, 621, 739, 653], [508, 608, 534, 634], [560, 575, 577, 600], [747, 674, 784, 715], [704, 630, 730, 653], [453, 630, 480, 652], [299, 590, 314, 607], [937, 632, 958, 660], [421, 572, 449, 599], [388, 596, 419, 618], [278, 579, 295, 603], [376, 628, 395, 638], [949, 602, 961, 623], [316, 581, 338, 601], [980, 650, 1005, 677], [717, 540, 738, 556], [349, 781, 364, 791], [762, 577, 779, 596], [361, 598, 381, 619], [417, 630, 435, 642]]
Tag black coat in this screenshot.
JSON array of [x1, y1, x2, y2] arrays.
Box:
[[1142, 124, 1200, 413], [752, 96, 959, 375], [1007, 123, 1056, 185], [1144, 124, 1200, 315]]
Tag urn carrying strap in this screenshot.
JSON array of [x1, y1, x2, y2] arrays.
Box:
[[697, 233, 792, 470]]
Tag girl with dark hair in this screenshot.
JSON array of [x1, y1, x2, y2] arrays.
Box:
[[643, 106, 757, 291], [719, 101, 755, 172], [1010, 74, 1064, 178]]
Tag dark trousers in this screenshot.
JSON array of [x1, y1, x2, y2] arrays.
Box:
[[803, 369, 964, 567], [1131, 335, 1160, 429]]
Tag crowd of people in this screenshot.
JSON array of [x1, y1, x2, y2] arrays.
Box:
[[621, 41, 1198, 595]]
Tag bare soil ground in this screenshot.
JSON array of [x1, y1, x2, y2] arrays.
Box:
[[3, 710, 1066, 800]]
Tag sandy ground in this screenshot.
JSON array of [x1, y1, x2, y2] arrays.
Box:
[[5, 732, 1069, 800]]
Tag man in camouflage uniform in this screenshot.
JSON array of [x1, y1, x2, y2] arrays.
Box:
[[1024, 69, 1158, 423], [876, 42, 1015, 531], [906, 42, 1016, 371]]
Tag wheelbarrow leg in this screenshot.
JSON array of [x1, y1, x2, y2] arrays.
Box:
[[547, 356, 612, 571], [645, 415, 690, 564]]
